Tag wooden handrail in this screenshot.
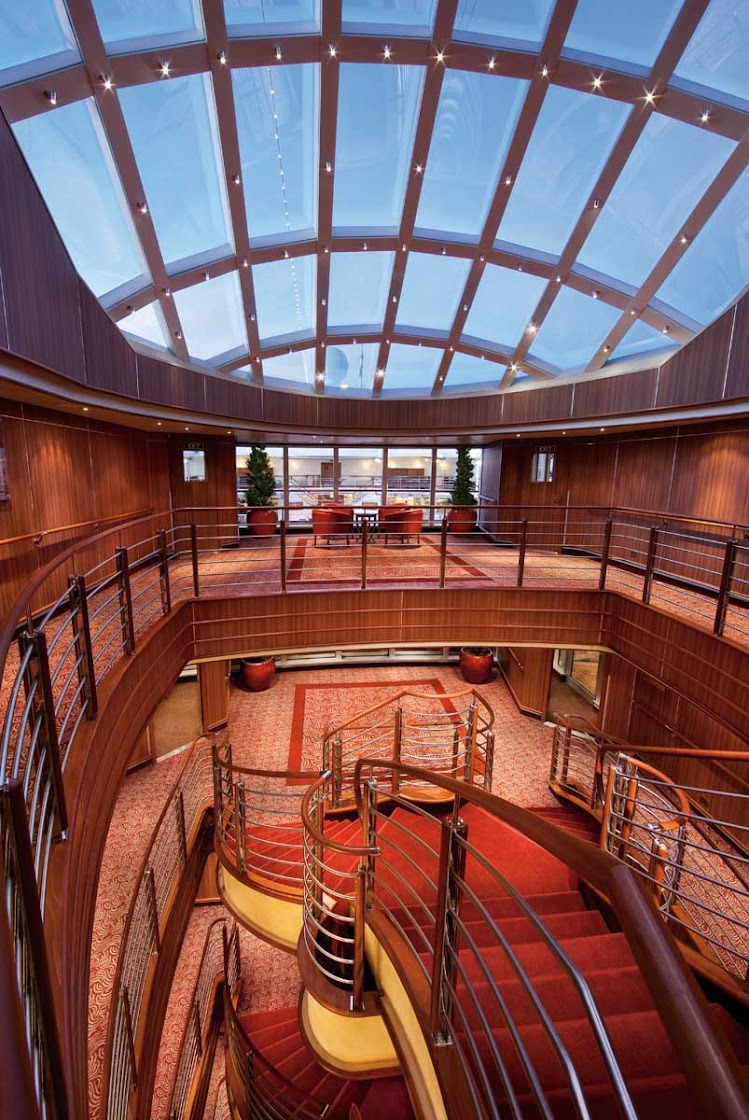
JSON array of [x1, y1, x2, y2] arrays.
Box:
[[349, 759, 749, 1120], [0, 508, 154, 551], [322, 686, 493, 741]]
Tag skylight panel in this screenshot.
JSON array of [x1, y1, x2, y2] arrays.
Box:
[[609, 318, 678, 363], [173, 271, 248, 362], [224, 0, 320, 36], [119, 74, 232, 272], [462, 265, 546, 350], [325, 343, 379, 391], [0, 0, 80, 87], [253, 255, 316, 342], [655, 166, 749, 326], [443, 351, 502, 390], [263, 349, 316, 386], [497, 87, 630, 258], [562, 0, 683, 72], [576, 114, 735, 289], [333, 64, 424, 233], [383, 343, 441, 390], [90, 0, 205, 55], [396, 253, 471, 333], [453, 0, 554, 48], [328, 252, 394, 331], [118, 302, 170, 349], [415, 72, 528, 241], [342, 0, 437, 37], [233, 64, 319, 245], [674, 0, 749, 108], [12, 99, 149, 301], [530, 286, 620, 371]]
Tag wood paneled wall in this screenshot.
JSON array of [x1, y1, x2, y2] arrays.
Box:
[[0, 402, 236, 613], [1, 109, 748, 435], [489, 418, 749, 528], [498, 646, 553, 718]]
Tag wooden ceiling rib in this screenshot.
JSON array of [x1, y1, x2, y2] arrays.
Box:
[[314, 0, 342, 393], [503, 0, 714, 387], [432, 0, 578, 393], [200, 0, 263, 383], [63, 0, 190, 360]]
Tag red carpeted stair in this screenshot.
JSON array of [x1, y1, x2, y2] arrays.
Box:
[[371, 802, 749, 1117], [237, 1004, 414, 1119]]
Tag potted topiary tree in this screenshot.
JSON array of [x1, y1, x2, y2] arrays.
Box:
[[459, 647, 494, 684], [245, 444, 278, 536], [447, 445, 478, 532]]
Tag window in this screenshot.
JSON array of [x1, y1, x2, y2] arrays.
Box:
[[183, 447, 206, 482], [531, 447, 556, 483]]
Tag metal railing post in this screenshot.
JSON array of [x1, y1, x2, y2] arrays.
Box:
[[714, 538, 737, 636], [20, 630, 67, 839], [175, 790, 187, 863], [332, 736, 343, 808], [192, 1000, 203, 1059], [439, 516, 448, 588], [115, 546, 136, 654], [430, 816, 467, 1043], [3, 780, 70, 1118], [236, 779, 247, 873], [121, 983, 138, 1090], [464, 701, 477, 783], [642, 526, 659, 603], [484, 728, 494, 790], [363, 777, 378, 908], [392, 706, 402, 794], [599, 517, 613, 590], [69, 574, 98, 719], [157, 529, 171, 614], [361, 523, 368, 590], [279, 518, 287, 592], [517, 519, 528, 587], [146, 867, 160, 952], [190, 523, 199, 597], [353, 867, 366, 1012]]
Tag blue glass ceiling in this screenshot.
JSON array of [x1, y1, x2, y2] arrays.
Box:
[[4, 0, 749, 402]]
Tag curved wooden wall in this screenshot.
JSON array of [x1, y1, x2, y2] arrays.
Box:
[[1, 112, 748, 437], [46, 584, 749, 1116]]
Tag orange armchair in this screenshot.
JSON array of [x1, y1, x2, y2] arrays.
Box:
[[312, 504, 354, 546], [378, 506, 423, 546]]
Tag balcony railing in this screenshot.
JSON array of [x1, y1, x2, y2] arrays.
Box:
[[549, 718, 749, 988], [2, 502, 749, 1118]]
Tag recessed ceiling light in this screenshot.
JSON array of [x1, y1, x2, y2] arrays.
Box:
[[82, 406, 89, 412], [162, 285, 171, 297], [700, 108, 710, 123], [275, 46, 282, 60], [242, 257, 248, 267], [101, 75, 113, 91], [645, 89, 656, 104], [592, 74, 603, 90], [232, 173, 241, 185], [218, 49, 227, 65], [415, 163, 423, 174], [504, 175, 513, 186], [160, 61, 170, 77], [325, 161, 332, 173], [136, 201, 148, 214], [488, 56, 496, 70], [592, 290, 599, 299], [157, 421, 162, 426], [44, 88, 57, 105], [593, 197, 601, 209], [527, 323, 537, 334], [436, 50, 445, 63], [603, 345, 610, 353], [328, 44, 337, 57], [383, 45, 391, 60], [174, 330, 182, 339]]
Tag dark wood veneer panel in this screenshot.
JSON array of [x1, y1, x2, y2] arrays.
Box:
[[655, 310, 732, 409], [572, 368, 657, 418], [503, 383, 573, 425], [79, 281, 137, 396], [0, 113, 84, 376], [137, 353, 206, 412], [724, 296, 749, 401]]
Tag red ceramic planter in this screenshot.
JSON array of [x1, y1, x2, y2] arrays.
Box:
[[447, 507, 478, 534], [241, 657, 276, 691], [248, 508, 278, 536], [459, 648, 493, 685]]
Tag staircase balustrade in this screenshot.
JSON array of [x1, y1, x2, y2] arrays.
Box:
[[1, 503, 749, 1118], [299, 760, 748, 1120], [105, 741, 213, 1120], [166, 918, 240, 1120]]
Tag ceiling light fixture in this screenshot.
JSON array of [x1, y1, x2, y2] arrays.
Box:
[[392, 295, 397, 303], [510, 363, 518, 371], [160, 61, 170, 77], [505, 175, 513, 186], [645, 88, 656, 104], [383, 45, 391, 60], [328, 44, 337, 57], [415, 163, 423, 174], [323, 244, 329, 253], [137, 201, 148, 214], [321, 298, 326, 306], [162, 286, 171, 297], [242, 257, 248, 267], [325, 161, 332, 173], [441, 246, 446, 255], [463, 304, 468, 312], [555, 275, 561, 283], [592, 290, 599, 299], [603, 345, 610, 353], [401, 243, 407, 252], [249, 313, 255, 321], [541, 64, 549, 77], [630, 308, 636, 315], [363, 241, 368, 250], [479, 253, 485, 262], [44, 89, 57, 105], [218, 49, 227, 65], [680, 233, 691, 245], [82, 406, 89, 412], [662, 325, 671, 334], [284, 249, 289, 258], [232, 173, 241, 185], [701, 108, 710, 123], [175, 330, 182, 339], [527, 323, 537, 333], [517, 263, 523, 271], [203, 270, 210, 281], [593, 196, 601, 209], [101, 75, 113, 90], [593, 74, 603, 90], [275, 46, 282, 60], [436, 50, 445, 63], [488, 56, 496, 70]]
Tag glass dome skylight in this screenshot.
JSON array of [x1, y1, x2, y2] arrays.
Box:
[[1, 0, 747, 400]]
